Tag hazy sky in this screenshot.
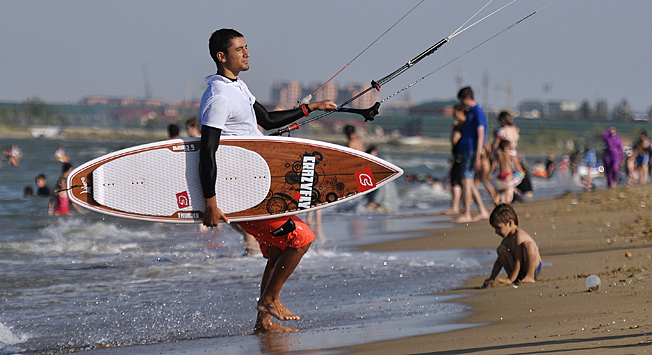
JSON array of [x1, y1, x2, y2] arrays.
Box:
[[1, 0, 651, 112]]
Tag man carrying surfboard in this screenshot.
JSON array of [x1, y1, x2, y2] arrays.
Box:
[[198, 28, 337, 333]]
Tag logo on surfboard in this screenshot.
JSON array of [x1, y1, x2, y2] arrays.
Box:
[[172, 143, 198, 152], [176, 191, 190, 208], [355, 168, 376, 192], [296, 155, 316, 209]]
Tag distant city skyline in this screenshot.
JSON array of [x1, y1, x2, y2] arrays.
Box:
[[1, 1, 651, 112]]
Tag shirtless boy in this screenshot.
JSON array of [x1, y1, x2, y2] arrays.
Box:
[[483, 204, 541, 287]]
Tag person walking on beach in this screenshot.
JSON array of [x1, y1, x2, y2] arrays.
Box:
[[634, 130, 651, 184], [452, 86, 489, 223], [444, 103, 465, 215], [602, 126, 624, 188], [198, 28, 337, 333], [490, 140, 525, 204], [483, 203, 541, 287]]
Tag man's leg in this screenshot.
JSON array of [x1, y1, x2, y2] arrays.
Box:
[[257, 243, 311, 321], [444, 184, 462, 215], [470, 181, 489, 221], [254, 246, 300, 333], [452, 177, 474, 223]]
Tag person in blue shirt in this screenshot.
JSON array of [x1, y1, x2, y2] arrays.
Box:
[[452, 87, 490, 223], [582, 146, 597, 190]]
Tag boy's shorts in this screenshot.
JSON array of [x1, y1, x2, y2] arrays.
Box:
[[516, 261, 542, 282], [238, 215, 314, 258], [459, 152, 477, 179]]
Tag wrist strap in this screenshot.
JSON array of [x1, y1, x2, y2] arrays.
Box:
[[300, 104, 311, 117]]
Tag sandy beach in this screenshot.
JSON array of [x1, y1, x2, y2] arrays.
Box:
[[79, 181, 652, 355], [340, 183, 652, 354]]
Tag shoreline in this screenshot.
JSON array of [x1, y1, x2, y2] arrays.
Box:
[[340, 183, 652, 354], [0, 125, 569, 155]]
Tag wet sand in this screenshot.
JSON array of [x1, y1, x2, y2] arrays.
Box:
[[341, 183, 652, 354], [81, 184, 652, 354]]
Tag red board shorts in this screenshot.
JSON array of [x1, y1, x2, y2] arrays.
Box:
[[238, 215, 315, 258]]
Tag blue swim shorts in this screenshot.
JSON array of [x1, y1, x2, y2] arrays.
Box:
[[459, 152, 476, 180], [517, 261, 542, 282]]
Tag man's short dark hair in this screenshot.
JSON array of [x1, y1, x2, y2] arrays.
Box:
[[457, 86, 474, 101], [209, 28, 244, 66]]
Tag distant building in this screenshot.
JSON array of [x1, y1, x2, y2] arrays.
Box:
[[518, 99, 579, 119], [80, 96, 165, 108], [408, 100, 457, 116], [271, 81, 379, 110]]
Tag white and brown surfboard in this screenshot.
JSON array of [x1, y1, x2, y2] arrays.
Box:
[[67, 136, 403, 223]]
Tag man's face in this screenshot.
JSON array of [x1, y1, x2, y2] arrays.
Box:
[[460, 97, 473, 110], [218, 37, 249, 75]]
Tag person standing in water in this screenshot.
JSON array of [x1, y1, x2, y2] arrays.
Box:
[[602, 126, 624, 188], [452, 86, 490, 223], [198, 28, 337, 333]]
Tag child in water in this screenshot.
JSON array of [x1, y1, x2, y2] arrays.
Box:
[[48, 178, 70, 215], [490, 139, 525, 204], [483, 204, 541, 287]]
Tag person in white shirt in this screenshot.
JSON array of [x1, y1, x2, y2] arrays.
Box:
[[198, 28, 336, 333]]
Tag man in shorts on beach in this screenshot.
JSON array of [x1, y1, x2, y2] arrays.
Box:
[[483, 204, 542, 287], [452, 86, 489, 223], [198, 28, 337, 333]]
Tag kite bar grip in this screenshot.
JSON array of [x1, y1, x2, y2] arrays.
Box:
[[337, 102, 381, 122]]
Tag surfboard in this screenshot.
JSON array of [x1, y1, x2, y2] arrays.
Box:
[[67, 136, 403, 223]]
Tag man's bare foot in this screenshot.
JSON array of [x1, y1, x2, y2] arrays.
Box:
[[451, 215, 474, 223], [257, 299, 300, 321], [443, 208, 460, 215], [254, 315, 299, 334], [472, 212, 489, 222]]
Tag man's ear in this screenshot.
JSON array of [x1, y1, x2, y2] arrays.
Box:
[[215, 51, 226, 63]]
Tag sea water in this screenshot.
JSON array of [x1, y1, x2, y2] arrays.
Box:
[[0, 137, 595, 354]]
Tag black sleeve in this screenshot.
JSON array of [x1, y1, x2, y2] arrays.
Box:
[[199, 125, 222, 199], [253, 101, 306, 130]]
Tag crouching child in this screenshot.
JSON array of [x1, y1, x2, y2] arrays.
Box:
[[483, 204, 542, 287]]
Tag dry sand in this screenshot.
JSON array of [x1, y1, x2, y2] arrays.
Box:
[[339, 183, 652, 354]]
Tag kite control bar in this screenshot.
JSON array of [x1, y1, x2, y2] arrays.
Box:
[[337, 102, 380, 122]]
